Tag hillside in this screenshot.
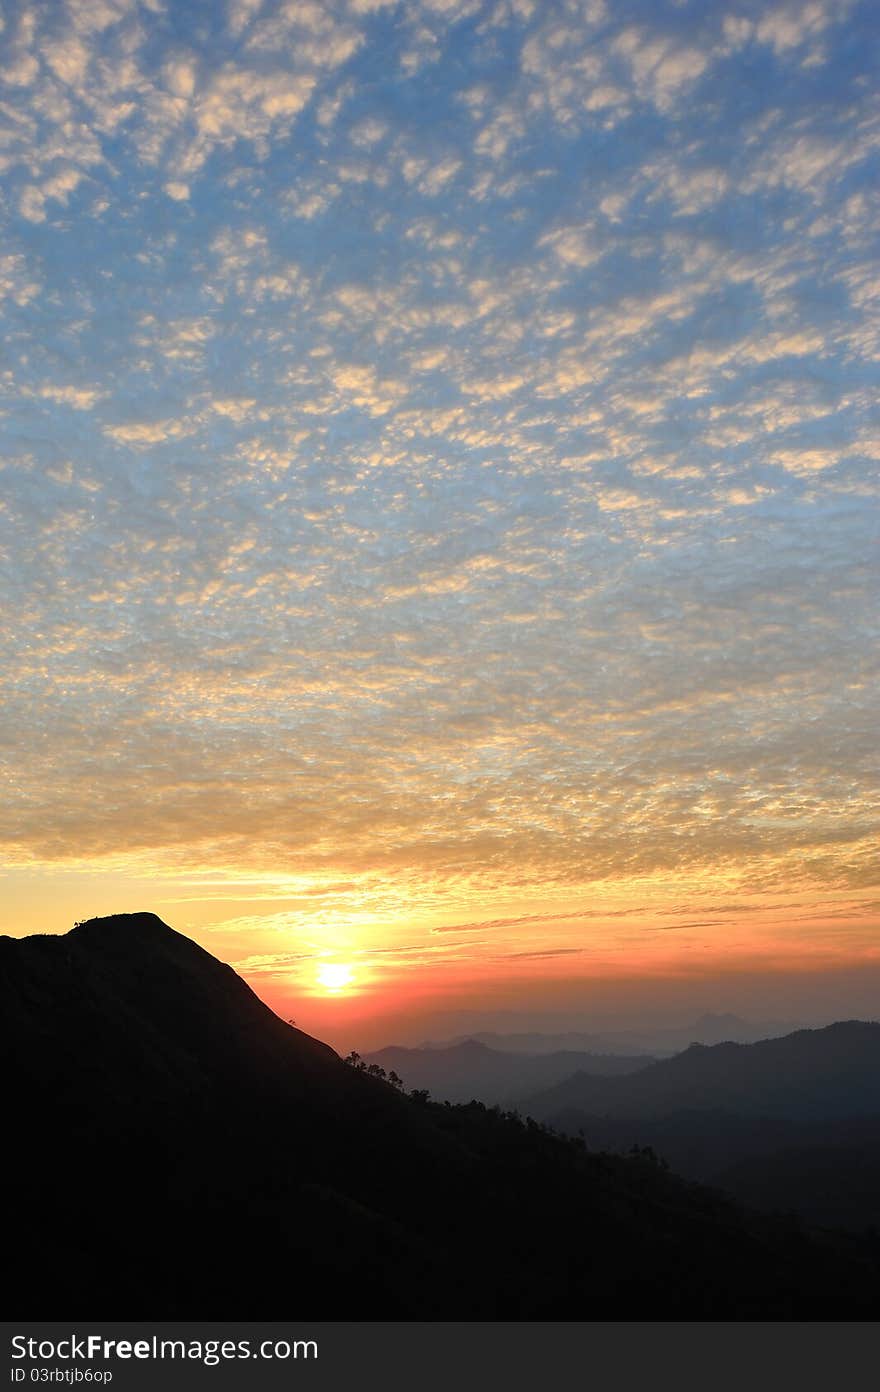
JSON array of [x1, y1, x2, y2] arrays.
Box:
[[531, 1109, 880, 1231], [4, 914, 878, 1318]]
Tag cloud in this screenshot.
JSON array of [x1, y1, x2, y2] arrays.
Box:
[[103, 418, 191, 444], [753, 1, 852, 56], [0, 0, 877, 972], [612, 27, 709, 113], [38, 384, 103, 410]]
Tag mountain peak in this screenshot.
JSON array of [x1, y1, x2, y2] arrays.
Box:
[[72, 910, 172, 933], [2, 909, 341, 1094], [70, 910, 197, 948], [60, 909, 248, 981]]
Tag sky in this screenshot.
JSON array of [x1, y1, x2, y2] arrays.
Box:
[[1, 0, 878, 1049]]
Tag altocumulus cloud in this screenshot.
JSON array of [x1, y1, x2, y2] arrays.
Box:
[[0, 0, 877, 935]]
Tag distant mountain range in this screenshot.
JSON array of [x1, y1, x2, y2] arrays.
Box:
[[519, 1023, 880, 1232], [365, 1039, 653, 1106], [521, 1022, 880, 1123], [4, 914, 879, 1318], [424, 1013, 806, 1058]]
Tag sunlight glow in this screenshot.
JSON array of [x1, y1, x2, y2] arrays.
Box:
[[316, 962, 355, 994]]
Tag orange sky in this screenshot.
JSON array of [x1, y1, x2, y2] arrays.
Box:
[[5, 859, 879, 1050], [2, 0, 878, 1052]]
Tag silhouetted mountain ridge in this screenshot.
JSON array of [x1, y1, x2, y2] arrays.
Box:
[[4, 912, 339, 1098], [5, 914, 879, 1318], [522, 1021, 880, 1122]]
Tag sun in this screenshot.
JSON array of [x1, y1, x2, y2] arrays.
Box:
[[316, 962, 355, 994]]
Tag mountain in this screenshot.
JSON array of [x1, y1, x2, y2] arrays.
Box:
[[2, 914, 464, 1314], [520, 1025, 880, 1232], [653, 1012, 807, 1049], [421, 1030, 651, 1056], [365, 1039, 653, 1105], [521, 1023, 880, 1124], [438, 1014, 804, 1058], [4, 914, 879, 1318]]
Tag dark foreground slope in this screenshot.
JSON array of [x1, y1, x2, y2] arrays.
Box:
[[4, 915, 878, 1318]]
